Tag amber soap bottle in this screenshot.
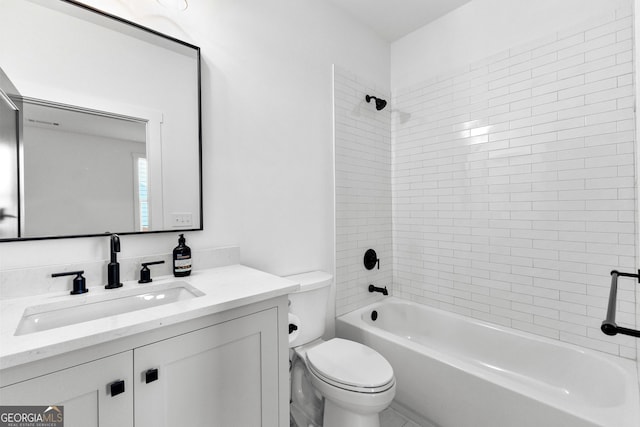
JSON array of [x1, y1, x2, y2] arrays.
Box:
[[172, 234, 192, 277]]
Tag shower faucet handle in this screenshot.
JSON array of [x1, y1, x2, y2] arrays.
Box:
[[364, 249, 380, 270]]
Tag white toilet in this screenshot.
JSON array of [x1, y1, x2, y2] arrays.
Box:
[[287, 271, 395, 427]]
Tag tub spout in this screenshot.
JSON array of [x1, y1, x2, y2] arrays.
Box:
[[369, 284, 388, 296]]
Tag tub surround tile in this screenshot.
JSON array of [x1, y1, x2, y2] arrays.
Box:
[[336, 9, 635, 359], [392, 9, 635, 359], [334, 66, 393, 316]]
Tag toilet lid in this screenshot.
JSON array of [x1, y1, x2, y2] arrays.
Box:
[[305, 338, 394, 390]]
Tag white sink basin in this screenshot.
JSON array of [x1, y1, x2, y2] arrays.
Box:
[[15, 281, 204, 336]]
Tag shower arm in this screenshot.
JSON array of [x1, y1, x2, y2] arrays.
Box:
[[601, 270, 640, 338]]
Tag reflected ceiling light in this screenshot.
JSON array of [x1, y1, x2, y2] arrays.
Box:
[[156, 0, 188, 11]]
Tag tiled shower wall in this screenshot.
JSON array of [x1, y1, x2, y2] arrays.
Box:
[[334, 66, 392, 316], [393, 9, 636, 358]]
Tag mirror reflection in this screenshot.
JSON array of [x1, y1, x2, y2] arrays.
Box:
[[0, 0, 202, 241], [22, 99, 148, 237], [0, 76, 19, 239]]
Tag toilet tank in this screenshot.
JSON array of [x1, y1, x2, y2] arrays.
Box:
[[286, 271, 332, 348]]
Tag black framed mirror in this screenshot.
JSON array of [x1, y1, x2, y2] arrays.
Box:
[[0, 0, 202, 241]]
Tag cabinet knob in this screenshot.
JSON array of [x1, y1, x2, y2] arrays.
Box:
[[145, 368, 159, 384], [109, 380, 125, 397]]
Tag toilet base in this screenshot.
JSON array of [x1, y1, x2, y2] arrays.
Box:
[[323, 399, 380, 427]]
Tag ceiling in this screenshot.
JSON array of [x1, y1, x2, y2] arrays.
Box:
[[326, 0, 473, 42]]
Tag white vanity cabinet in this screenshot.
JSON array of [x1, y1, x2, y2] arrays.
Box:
[[134, 307, 279, 427], [0, 351, 134, 427], [0, 298, 288, 427]]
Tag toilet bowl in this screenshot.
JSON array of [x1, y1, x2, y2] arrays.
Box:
[[287, 272, 395, 427]]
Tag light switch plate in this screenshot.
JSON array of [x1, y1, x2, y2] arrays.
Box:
[[171, 212, 193, 228]]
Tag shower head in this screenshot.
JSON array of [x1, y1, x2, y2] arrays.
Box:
[[366, 95, 387, 111]]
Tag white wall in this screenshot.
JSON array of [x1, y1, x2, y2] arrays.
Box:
[[0, 0, 389, 283], [392, 0, 632, 90]]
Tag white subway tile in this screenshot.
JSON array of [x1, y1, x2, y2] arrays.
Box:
[[384, 13, 635, 358], [616, 50, 632, 65], [619, 346, 636, 359], [492, 307, 534, 323], [533, 54, 583, 78], [535, 316, 587, 336], [584, 16, 631, 41], [618, 73, 633, 87], [586, 39, 632, 62], [533, 96, 585, 116], [489, 69, 532, 90], [512, 301, 560, 320], [532, 33, 583, 59], [509, 132, 557, 148], [557, 99, 616, 120], [511, 283, 559, 299], [534, 277, 586, 294], [558, 77, 617, 100], [560, 331, 620, 355], [532, 74, 584, 97], [586, 62, 633, 83], [557, 122, 617, 139], [531, 117, 584, 134], [536, 246, 592, 262], [557, 54, 616, 80]]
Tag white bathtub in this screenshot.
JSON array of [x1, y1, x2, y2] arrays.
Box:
[[337, 297, 640, 427]]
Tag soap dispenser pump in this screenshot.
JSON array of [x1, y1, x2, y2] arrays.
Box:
[[173, 234, 192, 277]]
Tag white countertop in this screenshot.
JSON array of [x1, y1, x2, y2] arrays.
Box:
[[0, 264, 298, 370]]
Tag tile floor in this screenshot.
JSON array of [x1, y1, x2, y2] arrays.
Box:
[[290, 405, 423, 427], [380, 407, 423, 427]]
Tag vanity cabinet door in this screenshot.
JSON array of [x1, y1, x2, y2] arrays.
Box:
[[134, 308, 280, 427], [0, 351, 133, 427]]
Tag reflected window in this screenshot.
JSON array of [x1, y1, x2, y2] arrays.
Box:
[[0, 87, 19, 239], [136, 156, 149, 231]]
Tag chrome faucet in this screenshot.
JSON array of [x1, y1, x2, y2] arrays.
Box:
[[106, 233, 122, 289]]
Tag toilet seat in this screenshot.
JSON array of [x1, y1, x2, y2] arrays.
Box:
[[305, 338, 395, 393]]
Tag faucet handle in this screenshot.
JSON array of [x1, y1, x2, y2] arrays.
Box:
[[52, 270, 88, 295], [138, 260, 165, 284]]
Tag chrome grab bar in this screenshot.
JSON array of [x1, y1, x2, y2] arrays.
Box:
[[601, 270, 640, 338]]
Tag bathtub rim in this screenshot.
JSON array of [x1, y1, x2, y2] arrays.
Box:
[[337, 296, 640, 427]]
